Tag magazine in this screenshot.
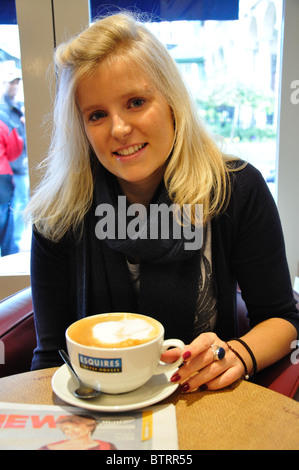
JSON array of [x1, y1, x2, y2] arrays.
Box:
[[0, 402, 178, 450]]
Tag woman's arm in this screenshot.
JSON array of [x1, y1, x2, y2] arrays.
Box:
[[165, 164, 299, 392], [232, 317, 297, 375], [30, 229, 74, 370], [167, 318, 297, 392]]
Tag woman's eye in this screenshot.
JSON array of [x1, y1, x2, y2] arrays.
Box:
[[89, 110, 106, 122], [129, 98, 145, 109]]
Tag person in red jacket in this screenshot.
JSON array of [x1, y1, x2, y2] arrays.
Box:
[[0, 120, 23, 256]]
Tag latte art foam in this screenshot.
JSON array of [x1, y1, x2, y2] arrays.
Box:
[[92, 318, 154, 345], [68, 313, 161, 348]]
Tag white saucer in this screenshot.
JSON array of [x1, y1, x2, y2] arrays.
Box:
[[52, 364, 179, 413]]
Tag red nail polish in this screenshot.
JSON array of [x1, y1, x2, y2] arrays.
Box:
[[170, 372, 181, 383], [182, 351, 191, 361], [181, 383, 190, 393]]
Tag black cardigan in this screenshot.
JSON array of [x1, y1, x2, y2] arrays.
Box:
[[30, 163, 299, 370]]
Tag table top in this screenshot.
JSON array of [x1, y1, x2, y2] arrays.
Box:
[[0, 367, 299, 450]]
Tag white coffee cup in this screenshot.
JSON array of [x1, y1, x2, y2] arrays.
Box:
[[66, 312, 185, 394]]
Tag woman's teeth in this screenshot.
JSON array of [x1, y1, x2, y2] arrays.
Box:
[[115, 143, 146, 156]]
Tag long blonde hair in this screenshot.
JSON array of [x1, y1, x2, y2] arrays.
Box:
[[27, 12, 235, 241]]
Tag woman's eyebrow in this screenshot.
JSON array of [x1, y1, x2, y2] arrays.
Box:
[[80, 88, 153, 115], [120, 86, 153, 99]]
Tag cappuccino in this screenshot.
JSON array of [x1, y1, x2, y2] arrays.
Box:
[[68, 312, 160, 348], [66, 312, 185, 394]]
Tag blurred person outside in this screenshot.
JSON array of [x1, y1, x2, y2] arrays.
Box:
[[0, 119, 23, 256], [0, 65, 29, 252]]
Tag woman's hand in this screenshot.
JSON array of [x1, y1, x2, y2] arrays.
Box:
[[161, 332, 246, 393]]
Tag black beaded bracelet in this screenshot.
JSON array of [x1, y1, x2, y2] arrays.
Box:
[[231, 338, 257, 379], [225, 342, 250, 380]]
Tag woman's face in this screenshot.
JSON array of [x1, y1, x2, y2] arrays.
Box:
[[59, 422, 92, 439], [76, 57, 175, 198]]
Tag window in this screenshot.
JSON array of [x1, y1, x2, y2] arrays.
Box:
[[0, 24, 31, 259], [144, 0, 283, 199]]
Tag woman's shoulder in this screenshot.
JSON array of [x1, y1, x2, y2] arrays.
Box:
[[226, 159, 269, 199], [221, 159, 276, 225], [226, 158, 263, 180]]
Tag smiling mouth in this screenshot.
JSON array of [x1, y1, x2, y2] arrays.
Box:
[[113, 143, 147, 157]]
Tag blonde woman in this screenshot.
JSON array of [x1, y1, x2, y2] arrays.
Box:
[[28, 12, 298, 393]]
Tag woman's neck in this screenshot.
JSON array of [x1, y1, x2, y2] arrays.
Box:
[[117, 165, 166, 207]]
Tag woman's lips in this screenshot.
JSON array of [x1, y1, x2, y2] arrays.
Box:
[[113, 143, 147, 158]]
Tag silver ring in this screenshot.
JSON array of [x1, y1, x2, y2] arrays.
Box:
[[211, 344, 225, 361]]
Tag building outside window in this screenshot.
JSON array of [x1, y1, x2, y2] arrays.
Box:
[[145, 0, 282, 198]]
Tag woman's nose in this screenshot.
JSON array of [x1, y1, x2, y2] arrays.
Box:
[[111, 114, 132, 140]]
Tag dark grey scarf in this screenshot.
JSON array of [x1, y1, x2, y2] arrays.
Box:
[[76, 165, 202, 343]]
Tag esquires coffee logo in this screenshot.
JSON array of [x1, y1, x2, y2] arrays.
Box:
[[78, 354, 122, 372]]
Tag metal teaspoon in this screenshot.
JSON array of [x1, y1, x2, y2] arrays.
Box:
[[58, 349, 101, 399]]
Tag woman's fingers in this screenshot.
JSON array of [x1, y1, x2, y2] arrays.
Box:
[[183, 363, 243, 392], [168, 332, 244, 392], [171, 351, 228, 386], [160, 347, 182, 363], [160, 333, 217, 364]]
